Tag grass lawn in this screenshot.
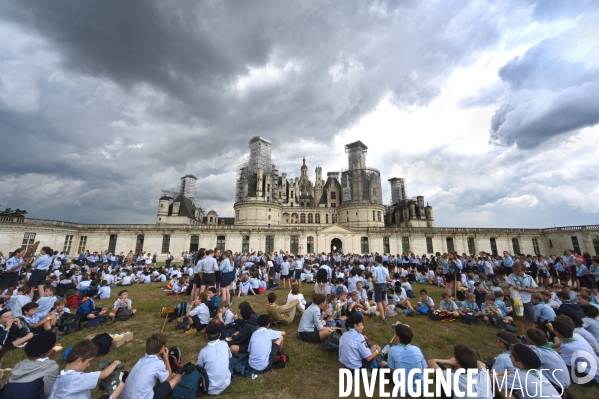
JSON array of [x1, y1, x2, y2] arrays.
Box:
[[1, 280, 597, 398]]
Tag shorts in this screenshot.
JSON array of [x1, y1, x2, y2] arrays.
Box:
[[256, 342, 280, 373], [191, 315, 208, 331], [152, 380, 174, 399], [201, 273, 216, 287], [374, 283, 387, 303], [220, 271, 235, 287], [299, 330, 322, 343], [27, 269, 49, 287], [193, 274, 202, 286], [0, 272, 19, 290], [281, 274, 290, 280], [215, 271, 222, 284], [444, 273, 455, 282], [558, 271, 567, 282], [316, 269, 328, 284], [514, 301, 536, 323], [294, 269, 302, 280]]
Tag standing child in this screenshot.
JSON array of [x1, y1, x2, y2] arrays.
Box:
[[122, 333, 182, 399], [49, 339, 124, 398]]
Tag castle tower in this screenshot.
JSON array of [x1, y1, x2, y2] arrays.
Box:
[[388, 178, 407, 204], [314, 166, 323, 205]]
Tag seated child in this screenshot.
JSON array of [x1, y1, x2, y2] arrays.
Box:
[[36, 285, 58, 316], [76, 289, 107, 320], [267, 291, 302, 325], [108, 290, 137, 318], [491, 331, 518, 375], [531, 292, 556, 326], [3, 330, 59, 397], [355, 282, 371, 307], [581, 304, 599, 343], [228, 305, 258, 355], [526, 327, 570, 391], [55, 275, 76, 297], [6, 286, 32, 318], [459, 293, 483, 318], [171, 277, 188, 294], [494, 291, 512, 317], [540, 290, 560, 309], [76, 275, 91, 292], [237, 275, 256, 297], [97, 280, 111, 300], [186, 292, 210, 335], [393, 285, 415, 313], [439, 292, 459, 318], [0, 308, 33, 350], [387, 324, 426, 391], [549, 318, 599, 383], [49, 339, 124, 398], [325, 294, 347, 326], [417, 289, 435, 312], [346, 291, 366, 315], [197, 324, 232, 395], [207, 287, 220, 318], [427, 344, 492, 398], [248, 314, 285, 373], [217, 302, 236, 327], [556, 291, 584, 319], [120, 272, 133, 286], [490, 280, 503, 295], [122, 333, 181, 399], [495, 344, 561, 398], [21, 302, 55, 334], [481, 294, 511, 326]]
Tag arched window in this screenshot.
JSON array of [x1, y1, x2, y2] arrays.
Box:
[[300, 213, 306, 223], [315, 213, 320, 224], [446, 237, 455, 253], [490, 238, 498, 256], [308, 213, 313, 223], [512, 238, 521, 254], [532, 238, 540, 255]]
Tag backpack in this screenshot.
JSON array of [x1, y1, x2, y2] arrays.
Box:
[[0, 376, 45, 399], [85, 315, 108, 329], [91, 332, 113, 356], [416, 305, 430, 315], [406, 289, 414, 298], [60, 312, 80, 334], [114, 307, 134, 321], [172, 363, 209, 399], [272, 349, 289, 369], [157, 306, 175, 318], [429, 312, 441, 321], [173, 302, 190, 318], [386, 307, 398, 318], [461, 314, 479, 325], [66, 294, 79, 310], [168, 347, 182, 373], [321, 330, 342, 354]]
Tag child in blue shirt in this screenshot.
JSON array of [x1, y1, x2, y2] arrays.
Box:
[[491, 331, 518, 375], [459, 293, 482, 317], [417, 289, 434, 311]]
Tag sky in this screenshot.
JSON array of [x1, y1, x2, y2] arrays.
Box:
[[1, 0, 598, 228]]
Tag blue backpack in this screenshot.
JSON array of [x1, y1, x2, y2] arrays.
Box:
[[321, 330, 342, 354], [416, 305, 430, 315], [171, 363, 209, 398]]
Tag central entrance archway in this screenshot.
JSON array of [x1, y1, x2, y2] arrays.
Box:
[[331, 238, 343, 254]]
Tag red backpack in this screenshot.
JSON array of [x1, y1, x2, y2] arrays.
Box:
[[66, 294, 79, 310]]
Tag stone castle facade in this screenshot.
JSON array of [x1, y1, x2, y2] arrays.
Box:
[[0, 137, 598, 258]]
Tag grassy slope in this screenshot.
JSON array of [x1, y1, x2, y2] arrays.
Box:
[[1, 281, 596, 399]]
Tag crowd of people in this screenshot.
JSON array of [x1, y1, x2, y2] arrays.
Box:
[[0, 245, 598, 398]]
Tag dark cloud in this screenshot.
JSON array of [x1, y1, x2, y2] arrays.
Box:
[[489, 37, 599, 149]]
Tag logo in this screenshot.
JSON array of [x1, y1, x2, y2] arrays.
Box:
[[571, 350, 598, 384]]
